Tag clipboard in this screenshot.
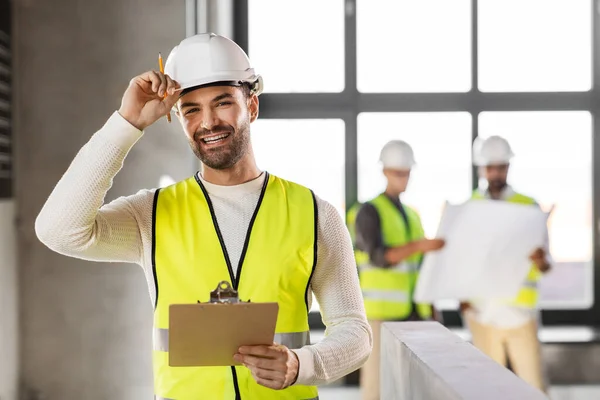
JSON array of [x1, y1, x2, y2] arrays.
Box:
[[168, 281, 279, 367]]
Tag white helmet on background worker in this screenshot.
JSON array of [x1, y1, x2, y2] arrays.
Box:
[[379, 140, 416, 170], [164, 33, 263, 96], [473, 135, 514, 166]]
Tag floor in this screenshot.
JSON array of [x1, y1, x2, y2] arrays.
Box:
[[318, 385, 600, 400]]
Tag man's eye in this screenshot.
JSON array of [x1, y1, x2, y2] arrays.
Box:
[[217, 102, 232, 107], [184, 108, 199, 115]]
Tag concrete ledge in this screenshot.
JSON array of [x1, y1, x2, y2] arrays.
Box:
[[381, 321, 548, 400]]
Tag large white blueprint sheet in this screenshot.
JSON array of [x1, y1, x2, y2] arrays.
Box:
[[414, 200, 549, 303]]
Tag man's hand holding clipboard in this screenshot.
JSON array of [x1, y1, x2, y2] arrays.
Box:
[[168, 281, 300, 390], [234, 342, 299, 390]]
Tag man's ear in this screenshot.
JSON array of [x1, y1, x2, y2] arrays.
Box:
[[248, 95, 259, 123]]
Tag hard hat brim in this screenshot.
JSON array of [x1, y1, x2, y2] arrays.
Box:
[[180, 80, 244, 97], [177, 76, 263, 98], [473, 159, 512, 167], [380, 161, 416, 170]]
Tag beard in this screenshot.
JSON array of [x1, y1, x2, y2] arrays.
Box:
[[189, 120, 251, 170], [488, 178, 507, 192]]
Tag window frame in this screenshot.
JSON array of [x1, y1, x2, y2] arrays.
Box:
[[234, 0, 600, 328]]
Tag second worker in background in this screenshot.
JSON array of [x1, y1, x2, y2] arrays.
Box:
[[461, 135, 552, 393]]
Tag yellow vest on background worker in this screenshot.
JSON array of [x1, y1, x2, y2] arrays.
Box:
[[348, 195, 432, 321], [472, 190, 542, 308], [152, 172, 318, 400], [346, 202, 361, 251]]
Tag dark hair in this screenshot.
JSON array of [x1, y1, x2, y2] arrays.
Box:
[[180, 81, 255, 99], [240, 82, 253, 99]]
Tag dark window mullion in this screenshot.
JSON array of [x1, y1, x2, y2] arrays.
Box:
[[471, 0, 479, 191], [344, 0, 359, 212], [590, 0, 600, 324]]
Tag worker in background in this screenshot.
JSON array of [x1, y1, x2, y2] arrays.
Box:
[[348, 140, 445, 400], [35, 33, 372, 400], [461, 135, 552, 393]]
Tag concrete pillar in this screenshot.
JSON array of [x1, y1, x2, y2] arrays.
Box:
[[0, 200, 17, 400], [13, 0, 193, 398], [186, 0, 234, 38], [1, 0, 17, 398]]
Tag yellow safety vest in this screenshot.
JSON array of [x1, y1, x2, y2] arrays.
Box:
[[472, 190, 542, 308], [348, 195, 432, 320], [346, 202, 361, 248], [152, 172, 319, 400]]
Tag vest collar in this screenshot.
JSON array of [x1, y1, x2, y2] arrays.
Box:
[[195, 171, 266, 198], [479, 184, 516, 201]]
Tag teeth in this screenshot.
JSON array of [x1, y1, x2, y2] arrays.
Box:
[[203, 133, 229, 143]]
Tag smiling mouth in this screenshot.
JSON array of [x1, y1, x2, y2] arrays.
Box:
[[201, 133, 231, 145]]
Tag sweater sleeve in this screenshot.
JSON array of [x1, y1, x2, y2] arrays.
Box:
[[292, 196, 372, 386], [35, 111, 154, 265]]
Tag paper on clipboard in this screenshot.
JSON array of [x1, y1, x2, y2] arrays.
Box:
[[414, 200, 549, 303], [168, 281, 279, 367]]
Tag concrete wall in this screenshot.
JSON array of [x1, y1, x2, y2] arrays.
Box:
[[0, 200, 17, 400], [13, 1, 191, 398]]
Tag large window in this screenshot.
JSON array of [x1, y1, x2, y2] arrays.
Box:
[[478, 0, 592, 92], [357, 0, 471, 93], [240, 0, 599, 327], [248, 0, 345, 93]]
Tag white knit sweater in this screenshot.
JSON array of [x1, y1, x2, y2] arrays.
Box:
[[35, 111, 372, 387]]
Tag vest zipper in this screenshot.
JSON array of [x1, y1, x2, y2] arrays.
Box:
[[194, 172, 270, 400]]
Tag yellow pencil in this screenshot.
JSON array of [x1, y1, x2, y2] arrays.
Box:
[[158, 52, 171, 123]]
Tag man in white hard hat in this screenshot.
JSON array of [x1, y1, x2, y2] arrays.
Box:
[[35, 33, 372, 400], [461, 135, 552, 392], [347, 140, 444, 400]]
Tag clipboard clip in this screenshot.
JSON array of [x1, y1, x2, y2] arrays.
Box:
[[208, 281, 243, 304]]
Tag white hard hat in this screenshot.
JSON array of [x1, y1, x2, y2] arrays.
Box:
[[473, 135, 514, 166], [164, 33, 263, 96], [379, 140, 416, 170]]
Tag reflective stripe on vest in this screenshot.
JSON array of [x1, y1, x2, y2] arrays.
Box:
[[356, 194, 431, 321], [154, 397, 322, 400], [154, 396, 319, 400], [472, 190, 541, 309], [522, 280, 538, 290], [152, 173, 319, 400], [362, 289, 409, 303], [153, 328, 311, 352], [358, 262, 419, 274], [154, 397, 321, 400]]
